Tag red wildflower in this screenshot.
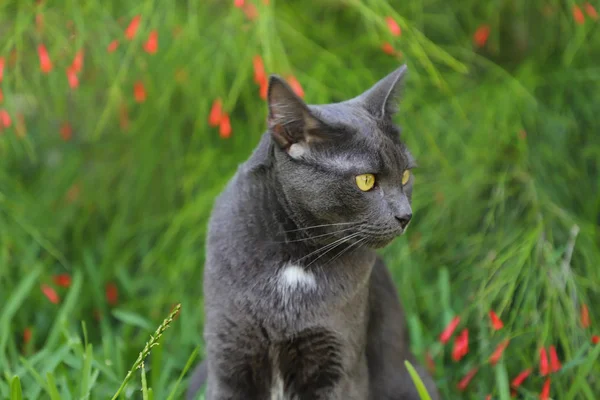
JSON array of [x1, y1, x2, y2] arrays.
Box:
[[489, 340, 509, 365], [259, 81, 268, 100], [106, 282, 118, 306], [452, 329, 469, 361], [71, 50, 84, 73], [381, 42, 395, 55], [549, 346, 561, 373], [253, 55, 266, 85], [134, 81, 146, 103], [219, 113, 232, 139], [485, 395, 491, 400], [581, 304, 590, 328], [66, 67, 79, 89], [473, 25, 490, 48], [0, 109, 11, 128], [243, 3, 259, 20], [489, 310, 504, 330], [457, 367, 478, 391], [511, 368, 531, 388], [440, 316, 461, 344], [585, 3, 599, 20], [60, 122, 73, 141], [37, 44, 53, 73], [263, 0, 270, 4], [107, 40, 119, 53], [385, 16, 401, 37], [539, 347, 549, 376], [53, 274, 72, 288], [23, 327, 32, 344], [0, 57, 4, 82], [539, 378, 551, 400], [592, 335, 599, 344], [287, 76, 304, 98], [234, 0, 245, 7], [143, 30, 158, 54], [209, 98, 223, 127], [573, 5, 585, 25], [125, 15, 141, 40], [41, 284, 60, 304]]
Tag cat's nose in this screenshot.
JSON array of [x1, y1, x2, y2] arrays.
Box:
[[395, 213, 412, 229]]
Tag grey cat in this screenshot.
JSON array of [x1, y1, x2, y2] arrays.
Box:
[[187, 65, 440, 400]]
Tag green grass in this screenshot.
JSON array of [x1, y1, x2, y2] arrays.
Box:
[[1, 0, 599, 398]]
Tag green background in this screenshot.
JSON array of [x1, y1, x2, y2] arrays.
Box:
[[1, 1, 599, 399]]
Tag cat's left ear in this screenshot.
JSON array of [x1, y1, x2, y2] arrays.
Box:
[[267, 75, 325, 153], [357, 65, 407, 119]]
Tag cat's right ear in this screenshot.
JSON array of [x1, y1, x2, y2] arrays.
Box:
[[267, 75, 324, 155]]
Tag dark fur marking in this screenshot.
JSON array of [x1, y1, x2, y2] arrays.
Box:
[[276, 328, 344, 398]]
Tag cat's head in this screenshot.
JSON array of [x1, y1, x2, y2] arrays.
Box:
[[267, 66, 414, 249]]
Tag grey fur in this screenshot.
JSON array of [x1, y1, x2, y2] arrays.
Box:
[[187, 65, 440, 400]]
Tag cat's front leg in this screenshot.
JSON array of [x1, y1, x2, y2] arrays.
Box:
[[366, 257, 440, 400], [203, 315, 271, 400]]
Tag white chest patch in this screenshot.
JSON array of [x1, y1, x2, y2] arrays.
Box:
[[270, 371, 286, 400], [279, 263, 316, 292]]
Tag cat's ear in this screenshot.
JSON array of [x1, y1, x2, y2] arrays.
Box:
[[357, 65, 407, 119], [267, 75, 324, 153]]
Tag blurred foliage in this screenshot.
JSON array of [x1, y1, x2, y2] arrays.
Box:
[[0, 0, 599, 398]]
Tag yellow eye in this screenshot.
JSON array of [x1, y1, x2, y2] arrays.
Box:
[[355, 174, 375, 191], [402, 170, 411, 185]]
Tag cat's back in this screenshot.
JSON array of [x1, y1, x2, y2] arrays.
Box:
[[206, 133, 273, 244]]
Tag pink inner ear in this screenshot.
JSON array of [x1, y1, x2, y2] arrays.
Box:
[[270, 122, 294, 149]]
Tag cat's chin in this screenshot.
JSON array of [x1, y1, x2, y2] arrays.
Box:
[[364, 229, 407, 249], [365, 236, 398, 249]]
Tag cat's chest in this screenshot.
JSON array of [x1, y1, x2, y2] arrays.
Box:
[[267, 328, 345, 399]]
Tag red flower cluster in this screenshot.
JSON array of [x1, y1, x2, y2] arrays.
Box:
[[452, 329, 468, 361], [574, 3, 599, 24], [379, 16, 403, 57], [473, 25, 490, 48], [134, 81, 147, 103], [37, 44, 52, 73], [106, 282, 119, 306], [535, 345, 562, 398], [385, 17, 401, 37], [234, 0, 260, 21], [440, 316, 460, 344], [66, 50, 84, 89], [209, 99, 231, 139], [253, 55, 268, 100], [144, 30, 159, 54], [41, 275, 119, 307], [125, 15, 141, 40], [489, 311, 504, 330], [579, 303, 599, 345], [489, 340, 509, 366], [286, 76, 304, 99]]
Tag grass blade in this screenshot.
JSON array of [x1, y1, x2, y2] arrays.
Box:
[[404, 360, 433, 400], [10, 376, 22, 400]]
